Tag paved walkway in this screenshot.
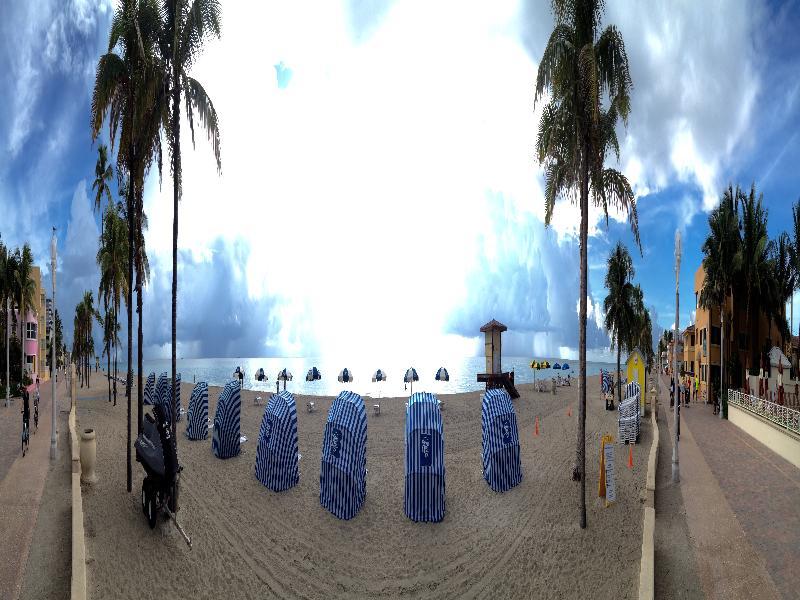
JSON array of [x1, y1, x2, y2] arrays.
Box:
[[657, 374, 800, 599], [0, 378, 66, 600]]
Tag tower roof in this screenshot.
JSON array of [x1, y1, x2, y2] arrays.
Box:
[[480, 319, 508, 333]]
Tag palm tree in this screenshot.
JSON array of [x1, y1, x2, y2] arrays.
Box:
[[603, 242, 636, 408], [768, 232, 794, 350], [161, 0, 222, 436], [699, 186, 740, 418], [98, 202, 129, 406], [737, 184, 770, 380], [92, 145, 114, 223], [15, 244, 36, 386], [535, 0, 639, 529], [92, 0, 166, 492]]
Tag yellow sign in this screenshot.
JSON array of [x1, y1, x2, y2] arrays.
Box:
[[627, 348, 646, 411], [598, 434, 616, 506]]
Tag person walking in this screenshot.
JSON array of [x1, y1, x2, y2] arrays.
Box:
[[670, 377, 675, 408]]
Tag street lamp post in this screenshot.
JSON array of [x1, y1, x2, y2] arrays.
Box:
[[50, 228, 57, 460], [672, 229, 681, 483]]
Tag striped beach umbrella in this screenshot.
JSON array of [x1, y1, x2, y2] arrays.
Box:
[[338, 368, 354, 383], [306, 367, 322, 382], [434, 367, 449, 382], [371, 369, 387, 382], [255, 368, 267, 381], [404, 367, 419, 395]]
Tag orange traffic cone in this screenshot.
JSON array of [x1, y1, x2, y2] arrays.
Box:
[[627, 444, 634, 469], [567, 406, 572, 417], [534, 416, 540, 436]]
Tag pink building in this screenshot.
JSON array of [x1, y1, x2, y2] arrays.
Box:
[[9, 265, 47, 381]]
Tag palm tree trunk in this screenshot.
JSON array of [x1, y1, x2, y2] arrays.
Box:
[[720, 302, 726, 419], [126, 175, 134, 493], [136, 187, 144, 439], [171, 71, 180, 440], [107, 332, 111, 403], [113, 305, 118, 407], [573, 150, 589, 530]]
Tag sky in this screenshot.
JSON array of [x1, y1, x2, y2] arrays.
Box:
[[1, 0, 799, 362]]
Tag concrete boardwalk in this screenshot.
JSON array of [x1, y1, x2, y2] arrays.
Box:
[[0, 378, 66, 600], [658, 375, 800, 599]]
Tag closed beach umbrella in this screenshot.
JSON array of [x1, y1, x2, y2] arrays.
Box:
[[404, 367, 419, 395], [434, 367, 449, 382], [372, 369, 387, 382], [306, 367, 322, 382], [338, 368, 354, 383], [277, 368, 293, 391]]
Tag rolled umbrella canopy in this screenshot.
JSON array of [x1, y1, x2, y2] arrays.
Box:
[[434, 367, 449, 382], [372, 369, 388, 382], [277, 368, 293, 391], [338, 368, 354, 383], [404, 367, 419, 395], [306, 367, 322, 382]]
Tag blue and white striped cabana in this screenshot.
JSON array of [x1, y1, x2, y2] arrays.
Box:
[[173, 372, 182, 422], [212, 380, 242, 459], [185, 382, 209, 440], [255, 390, 299, 492], [404, 392, 445, 522], [481, 388, 522, 492], [319, 391, 367, 520], [155, 372, 169, 416], [143, 372, 156, 405]]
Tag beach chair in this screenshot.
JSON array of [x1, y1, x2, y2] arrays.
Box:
[[320, 391, 367, 520], [255, 391, 299, 492], [212, 381, 242, 459], [143, 372, 156, 405], [373, 402, 381, 416], [307, 401, 316, 413], [481, 388, 522, 492], [185, 382, 209, 440], [404, 392, 445, 522]]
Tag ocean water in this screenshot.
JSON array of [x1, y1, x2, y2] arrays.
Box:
[[118, 356, 617, 397]]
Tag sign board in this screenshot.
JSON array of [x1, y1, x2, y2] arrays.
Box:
[[598, 434, 616, 507]]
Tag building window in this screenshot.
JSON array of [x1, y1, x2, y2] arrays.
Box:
[[711, 326, 720, 345], [26, 322, 36, 340]]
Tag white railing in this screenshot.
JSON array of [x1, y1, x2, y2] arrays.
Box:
[[728, 389, 800, 436]]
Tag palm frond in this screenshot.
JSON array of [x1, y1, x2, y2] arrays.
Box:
[[183, 75, 221, 172]]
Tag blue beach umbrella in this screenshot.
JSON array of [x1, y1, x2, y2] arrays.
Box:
[[553, 362, 561, 370], [562, 363, 570, 370], [338, 368, 354, 383], [434, 367, 449, 382], [255, 367, 267, 382], [404, 367, 419, 395], [306, 367, 322, 382], [372, 369, 387, 382]]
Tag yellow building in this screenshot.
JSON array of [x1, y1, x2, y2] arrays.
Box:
[[691, 265, 782, 401]]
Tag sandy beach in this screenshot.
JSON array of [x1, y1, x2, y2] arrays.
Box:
[[75, 377, 650, 599]]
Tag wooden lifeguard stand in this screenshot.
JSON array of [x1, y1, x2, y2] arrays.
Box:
[[477, 319, 520, 399]]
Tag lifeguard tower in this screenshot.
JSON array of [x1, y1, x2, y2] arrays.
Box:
[[476, 319, 520, 399], [626, 347, 646, 416]]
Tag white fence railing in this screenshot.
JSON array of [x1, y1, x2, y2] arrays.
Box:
[[728, 390, 800, 436]]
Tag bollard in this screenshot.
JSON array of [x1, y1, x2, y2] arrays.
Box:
[[80, 428, 98, 484]]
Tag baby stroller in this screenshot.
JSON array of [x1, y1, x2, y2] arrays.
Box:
[[134, 403, 191, 546]]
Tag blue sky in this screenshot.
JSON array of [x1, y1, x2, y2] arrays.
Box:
[[1, 0, 799, 361]]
